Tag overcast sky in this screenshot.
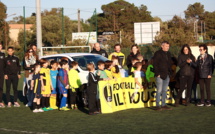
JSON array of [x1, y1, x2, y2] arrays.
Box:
[[1, 0, 215, 21]]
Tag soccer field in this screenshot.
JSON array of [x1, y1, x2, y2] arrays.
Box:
[[0, 75, 214, 134]]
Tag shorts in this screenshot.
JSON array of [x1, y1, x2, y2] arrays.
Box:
[[59, 87, 68, 94], [35, 93, 42, 99], [51, 88, 57, 94]]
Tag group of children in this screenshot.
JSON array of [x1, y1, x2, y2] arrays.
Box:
[[30, 59, 81, 113], [86, 55, 154, 115]]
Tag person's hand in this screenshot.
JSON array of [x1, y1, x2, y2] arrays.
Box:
[[30, 87, 33, 90], [42, 86, 45, 91], [208, 75, 212, 78], [65, 85, 69, 89], [4, 75, 8, 80], [97, 71, 101, 76], [18, 75, 21, 79], [186, 59, 192, 63], [140, 85, 143, 89]]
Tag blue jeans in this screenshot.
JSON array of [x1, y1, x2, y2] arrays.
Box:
[[156, 76, 170, 107]]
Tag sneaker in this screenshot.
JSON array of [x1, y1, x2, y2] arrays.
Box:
[[197, 103, 204, 106], [0, 103, 5, 108], [205, 102, 211, 107], [46, 107, 54, 111], [50, 106, 58, 110], [38, 108, 44, 112], [7, 102, 12, 108], [25, 104, 29, 107], [14, 102, 20, 107], [154, 106, 162, 111], [60, 107, 70, 111], [161, 105, 172, 110], [33, 109, 39, 113], [42, 107, 49, 111]]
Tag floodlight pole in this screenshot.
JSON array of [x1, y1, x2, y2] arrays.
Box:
[[36, 0, 42, 57]]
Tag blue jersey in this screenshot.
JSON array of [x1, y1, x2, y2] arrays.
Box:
[[50, 70, 58, 89]]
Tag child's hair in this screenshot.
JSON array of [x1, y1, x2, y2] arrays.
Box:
[[59, 59, 68, 67], [105, 60, 113, 69], [87, 63, 95, 71], [97, 60, 105, 66], [7, 46, 14, 50], [131, 58, 139, 62], [50, 60, 58, 66], [33, 63, 40, 72], [61, 57, 69, 61], [39, 58, 48, 67], [111, 55, 119, 61], [134, 62, 142, 68], [137, 54, 144, 61], [71, 61, 78, 67]]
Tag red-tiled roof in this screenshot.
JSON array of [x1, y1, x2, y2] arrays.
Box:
[[9, 24, 33, 29]]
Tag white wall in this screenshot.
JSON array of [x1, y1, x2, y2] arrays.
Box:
[[190, 46, 215, 59]]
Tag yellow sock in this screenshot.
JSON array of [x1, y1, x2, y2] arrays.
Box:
[[50, 96, 56, 108]]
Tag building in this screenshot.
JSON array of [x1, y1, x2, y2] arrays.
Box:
[[9, 24, 33, 43]]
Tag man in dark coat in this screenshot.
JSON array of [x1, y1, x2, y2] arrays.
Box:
[[91, 43, 108, 58], [153, 41, 172, 111]]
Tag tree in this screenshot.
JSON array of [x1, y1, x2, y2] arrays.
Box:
[[17, 8, 90, 47], [88, 0, 154, 47], [185, 2, 205, 20], [0, 2, 9, 47], [154, 15, 196, 46]]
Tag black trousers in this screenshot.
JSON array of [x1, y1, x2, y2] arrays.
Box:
[[199, 78, 211, 103], [176, 76, 194, 104], [88, 91, 98, 113], [6, 75, 19, 103], [68, 88, 78, 105], [0, 74, 4, 102]]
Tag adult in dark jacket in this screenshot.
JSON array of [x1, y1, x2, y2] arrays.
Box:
[[4, 47, 21, 107], [126, 44, 141, 69], [175, 44, 196, 106], [126, 44, 142, 76], [91, 43, 108, 58], [0, 43, 5, 108], [196, 44, 214, 107], [153, 41, 172, 111]]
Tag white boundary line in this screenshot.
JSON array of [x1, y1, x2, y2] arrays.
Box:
[[0, 128, 49, 134]]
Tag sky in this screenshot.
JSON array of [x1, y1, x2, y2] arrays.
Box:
[[1, 0, 215, 22]]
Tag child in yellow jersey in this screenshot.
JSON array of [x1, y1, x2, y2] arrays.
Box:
[[111, 56, 121, 79], [104, 60, 113, 79], [128, 58, 139, 77], [40, 59, 53, 111], [31, 64, 44, 113], [68, 61, 82, 109]]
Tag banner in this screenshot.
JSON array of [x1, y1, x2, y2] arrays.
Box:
[[99, 77, 174, 114]]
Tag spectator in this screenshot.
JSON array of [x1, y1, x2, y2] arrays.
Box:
[[23, 48, 39, 107], [153, 41, 172, 111], [108, 44, 125, 67], [0, 43, 5, 108], [175, 44, 196, 107], [91, 43, 108, 58], [168, 57, 177, 99], [126, 44, 142, 72], [196, 44, 214, 107]]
